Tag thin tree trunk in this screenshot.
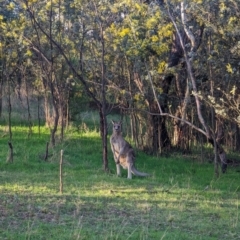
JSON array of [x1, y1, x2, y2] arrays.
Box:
[[168, 1, 227, 174], [59, 149, 63, 194], [133, 113, 139, 148], [37, 95, 41, 137], [50, 82, 59, 147], [24, 70, 32, 138], [65, 89, 70, 130], [44, 142, 49, 161], [49, 1, 59, 147], [97, 4, 108, 171], [7, 76, 12, 142], [213, 134, 219, 177], [7, 142, 13, 163], [209, 32, 219, 175], [60, 101, 64, 142], [99, 108, 108, 171], [235, 125, 240, 151], [0, 63, 3, 118]]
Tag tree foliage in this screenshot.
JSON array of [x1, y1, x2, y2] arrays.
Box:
[[1, 0, 240, 170]]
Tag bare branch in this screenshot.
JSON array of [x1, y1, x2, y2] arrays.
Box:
[[25, 5, 102, 108], [167, 1, 211, 139], [23, 37, 51, 64], [121, 106, 207, 137], [144, 61, 163, 114], [180, 1, 196, 53]]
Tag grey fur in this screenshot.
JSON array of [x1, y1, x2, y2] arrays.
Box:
[[110, 120, 150, 179]]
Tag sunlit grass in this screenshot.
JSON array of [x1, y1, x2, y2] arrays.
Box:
[[0, 123, 239, 239]]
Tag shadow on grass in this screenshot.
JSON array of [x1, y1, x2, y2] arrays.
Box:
[[0, 165, 239, 240], [0, 126, 239, 239]]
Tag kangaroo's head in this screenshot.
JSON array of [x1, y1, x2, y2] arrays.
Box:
[[111, 120, 122, 134]]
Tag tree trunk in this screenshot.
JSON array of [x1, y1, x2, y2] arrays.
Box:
[[168, 1, 227, 174], [173, 70, 191, 152], [7, 75, 12, 142], [98, 10, 108, 171], [24, 71, 32, 138], [147, 100, 171, 154], [37, 95, 41, 137], [7, 142, 13, 163], [235, 124, 240, 151], [49, 82, 59, 147], [0, 64, 3, 118], [99, 107, 108, 171], [144, 69, 172, 153]]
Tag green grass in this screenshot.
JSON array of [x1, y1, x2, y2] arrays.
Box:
[[0, 123, 239, 240]]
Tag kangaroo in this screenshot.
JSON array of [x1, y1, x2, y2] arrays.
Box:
[[110, 120, 150, 179]]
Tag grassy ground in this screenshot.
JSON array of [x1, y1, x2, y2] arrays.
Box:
[[0, 119, 239, 239]]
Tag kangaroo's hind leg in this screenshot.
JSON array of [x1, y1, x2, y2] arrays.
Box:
[[116, 163, 121, 176], [126, 155, 132, 179]]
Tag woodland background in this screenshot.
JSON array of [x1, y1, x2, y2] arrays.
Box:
[[1, 0, 240, 175]]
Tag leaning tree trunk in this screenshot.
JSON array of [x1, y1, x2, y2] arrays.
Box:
[[168, 1, 227, 174], [134, 69, 172, 153], [164, 1, 204, 153]]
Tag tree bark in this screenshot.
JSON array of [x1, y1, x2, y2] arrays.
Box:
[[0, 63, 3, 118], [93, 1, 109, 171], [7, 75, 12, 142], [7, 142, 13, 163], [168, 1, 227, 173]]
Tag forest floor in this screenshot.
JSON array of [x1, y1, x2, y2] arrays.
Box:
[[0, 120, 239, 239]]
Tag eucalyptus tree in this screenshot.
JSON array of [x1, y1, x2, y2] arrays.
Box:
[[18, 0, 70, 145], [195, 0, 240, 150], [20, 0, 122, 169], [0, 0, 28, 139], [4, 0, 239, 174], [114, 0, 239, 173], [176, 0, 240, 172], [156, 0, 240, 174], [104, 0, 174, 153], [111, 0, 232, 174]]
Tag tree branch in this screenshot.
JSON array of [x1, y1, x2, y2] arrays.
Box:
[[25, 5, 102, 108], [180, 1, 196, 54], [167, 1, 211, 139]]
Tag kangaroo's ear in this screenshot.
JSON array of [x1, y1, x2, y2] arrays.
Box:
[[111, 120, 115, 124]]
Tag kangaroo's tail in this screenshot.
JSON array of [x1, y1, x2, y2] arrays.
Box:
[[131, 166, 150, 177]]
